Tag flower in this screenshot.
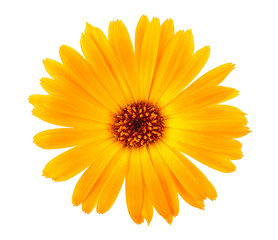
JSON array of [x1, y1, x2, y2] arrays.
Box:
[[29, 15, 250, 225]]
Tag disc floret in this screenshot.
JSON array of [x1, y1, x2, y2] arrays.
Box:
[[113, 102, 164, 147]]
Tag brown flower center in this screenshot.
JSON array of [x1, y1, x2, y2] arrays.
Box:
[[113, 102, 164, 147]]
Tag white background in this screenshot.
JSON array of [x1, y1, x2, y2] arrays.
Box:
[[0, 0, 277, 239]]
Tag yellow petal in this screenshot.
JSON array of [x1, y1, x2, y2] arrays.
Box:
[[148, 145, 179, 217], [34, 127, 110, 149], [139, 17, 160, 100], [155, 18, 175, 70], [186, 63, 235, 94], [140, 147, 173, 223], [149, 18, 175, 99], [72, 141, 121, 206], [172, 173, 205, 210], [29, 94, 111, 124], [159, 45, 210, 107], [163, 86, 239, 116], [108, 20, 140, 101], [135, 15, 149, 66], [141, 187, 153, 225], [164, 135, 236, 173], [42, 139, 113, 182], [149, 30, 193, 104], [32, 105, 107, 128], [84, 21, 95, 36], [39, 77, 55, 94], [59, 45, 120, 112], [164, 105, 250, 138], [164, 128, 243, 160], [80, 33, 128, 107], [82, 147, 126, 214], [171, 149, 217, 200], [42, 59, 96, 105], [96, 148, 130, 214], [84, 24, 134, 103], [125, 148, 144, 224], [155, 142, 206, 200]]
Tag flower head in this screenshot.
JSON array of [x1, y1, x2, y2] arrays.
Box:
[[29, 15, 250, 224]]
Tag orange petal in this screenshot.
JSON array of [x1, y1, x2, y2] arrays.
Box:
[[164, 135, 236, 173], [34, 127, 110, 149], [149, 30, 193, 104], [163, 86, 239, 116], [96, 148, 130, 214], [172, 173, 205, 210], [42, 59, 97, 106], [42, 139, 113, 182], [125, 148, 144, 224], [163, 128, 243, 160], [141, 187, 153, 225], [171, 149, 217, 201], [29, 94, 111, 124], [72, 141, 121, 206], [139, 17, 160, 99], [149, 18, 175, 99], [148, 145, 179, 217], [31, 105, 107, 128], [84, 24, 134, 103], [81, 147, 126, 214], [164, 104, 250, 139], [80, 33, 128, 107], [140, 147, 173, 223], [108, 20, 140, 101], [186, 63, 235, 94], [135, 15, 150, 67], [159, 45, 210, 107], [155, 142, 206, 200], [59, 45, 120, 112]]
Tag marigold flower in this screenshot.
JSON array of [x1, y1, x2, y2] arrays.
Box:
[[29, 15, 250, 224]]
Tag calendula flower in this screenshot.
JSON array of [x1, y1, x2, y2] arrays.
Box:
[[29, 15, 249, 225]]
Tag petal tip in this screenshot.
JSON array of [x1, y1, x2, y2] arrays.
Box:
[[205, 45, 210, 51]]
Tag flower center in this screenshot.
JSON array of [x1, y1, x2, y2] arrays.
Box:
[[113, 102, 164, 147]]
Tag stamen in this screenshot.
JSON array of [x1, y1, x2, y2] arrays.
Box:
[[113, 102, 164, 148]]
